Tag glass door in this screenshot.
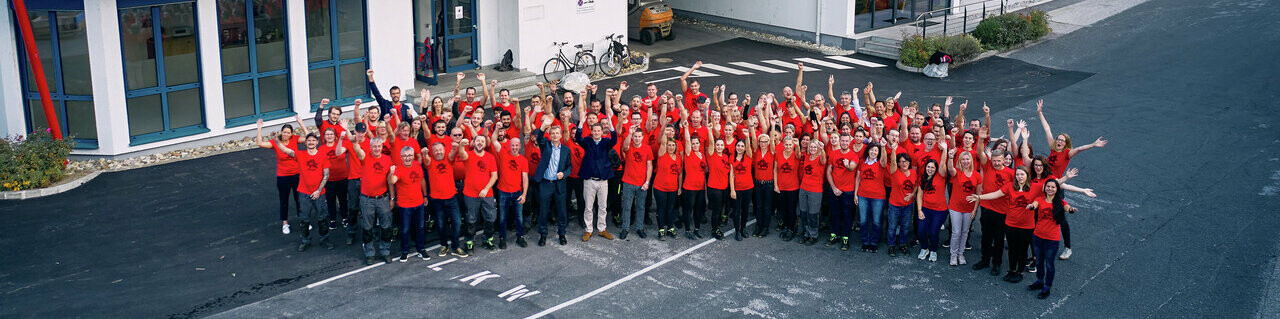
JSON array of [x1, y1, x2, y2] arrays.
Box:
[[440, 0, 477, 72], [413, 0, 438, 84]]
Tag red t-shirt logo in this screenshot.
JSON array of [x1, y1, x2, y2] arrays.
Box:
[[756, 159, 769, 170], [862, 168, 877, 180], [962, 181, 976, 193], [436, 163, 448, 174], [306, 159, 319, 170], [508, 159, 520, 171], [780, 163, 793, 174], [902, 180, 916, 192], [669, 164, 680, 175], [373, 162, 385, 172]]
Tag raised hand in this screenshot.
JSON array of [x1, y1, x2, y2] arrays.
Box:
[[692, 61, 703, 69], [1093, 137, 1108, 147], [353, 98, 362, 106], [1017, 119, 1027, 130], [945, 96, 953, 106], [851, 87, 860, 95], [797, 62, 804, 71], [536, 82, 544, 89], [1036, 99, 1044, 113], [366, 69, 374, 77], [982, 102, 990, 114], [490, 80, 498, 87], [420, 89, 429, 98], [1064, 167, 1079, 180], [476, 73, 486, 82], [828, 75, 835, 85], [320, 98, 330, 105], [619, 81, 629, 91], [456, 72, 465, 81]]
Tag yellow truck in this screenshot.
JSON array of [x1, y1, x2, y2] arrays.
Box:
[[628, 0, 674, 45]]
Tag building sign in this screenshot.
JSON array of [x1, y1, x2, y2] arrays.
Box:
[[576, 0, 595, 14], [455, 6, 464, 19]]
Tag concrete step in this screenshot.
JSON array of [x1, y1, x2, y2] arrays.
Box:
[[856, 45, 900, 61], [860, 40, 902, 53], [865, 36, 903, 46]]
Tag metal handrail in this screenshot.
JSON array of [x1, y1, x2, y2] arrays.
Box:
[[914, 0, 1007, 38]]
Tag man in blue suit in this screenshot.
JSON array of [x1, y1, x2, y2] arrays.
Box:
[[532, 122, 573, 246]]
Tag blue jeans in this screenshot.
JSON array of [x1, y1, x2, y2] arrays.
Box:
[[431, 197, 461, 250], [620, 182, 647, 231], [496, 190, 525, 239], [886, 204, 913, 246], [833, 191, 856, 237], [858, 196, 886, 246], [1032, 235, 1060, 291], [918, 208, 948, 252], [398, 205, 426, 253]]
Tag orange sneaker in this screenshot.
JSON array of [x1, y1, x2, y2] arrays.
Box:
[[598, 230, 615, 240]]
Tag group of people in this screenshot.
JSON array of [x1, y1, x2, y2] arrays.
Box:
[[257, 62, 1106, 299]]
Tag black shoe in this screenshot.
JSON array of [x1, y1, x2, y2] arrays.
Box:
[[516, 237, 528, 248], [619, 230, 629, 240], [1028, 282, 1044, 291], [870, 245, 879, 253], [297, 243, 310, 252], [965, 243, 973, 251], [328, 220, 338, 230], [712, 229, 724, 240], [658, 230, 666, 241], [637, 230, 647, 239], [399, 253, 409, 262], [973, 260, 990, 271], [685, 231, 695, 240], [321, 240, 335, 250], [1037, 290, 1051, 299], [825, 234, 838, 247], [498, 238, 508, 250], [346, 235, 355, 246], [734, 232, 743, 241], [888, 246, 898, 257], [1009, 272, 1024, 283], [559, 234, 568, 245], [900, 245, 911, 255], [804, 237, 817, 246], [694, 229, 704, 239], [942, 241, 950, 248], [418, 249, 431, 260], [781, 231, 793, 242], [538, 235, 547, 247], [759, 230, 769, 238], [990, 266, 1002, 276], [381, 255, 393, 264], [363, 257, 374, 265], [841, 240, 850, 251]]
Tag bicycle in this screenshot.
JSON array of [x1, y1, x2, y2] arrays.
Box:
[[542, 42, 598, 83], [598, 33, 631, 77]]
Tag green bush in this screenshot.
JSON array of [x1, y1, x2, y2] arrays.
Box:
[[899, 34, 983, 68], [972, 10, 1051, 50], [0, 130, 74, 192]]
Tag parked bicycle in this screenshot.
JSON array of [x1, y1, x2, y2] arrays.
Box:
[[542, 42, 598, 83], [599, 33, 631, 76]]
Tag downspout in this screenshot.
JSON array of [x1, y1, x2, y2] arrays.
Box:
[[815, 0, 821, 44]]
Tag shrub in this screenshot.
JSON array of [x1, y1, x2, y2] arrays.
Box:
[[972, 10, 1052, 50], [0, 130, 74, 192], [899, 34, 983, 68]]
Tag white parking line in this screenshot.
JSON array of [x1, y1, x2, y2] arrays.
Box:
[[827, 55, 888, 68], [728, 62, 787, 73], [700, 63, 754, 75], [761, 59, 819, 71], [795, 57, 854, 69], [305, 244, 441, 289], [524, 221, 755, 319]]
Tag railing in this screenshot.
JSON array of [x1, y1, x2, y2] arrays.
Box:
[[914, 0, 1007, 39]]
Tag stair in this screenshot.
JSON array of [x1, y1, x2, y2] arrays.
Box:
[[410, 67, 541, 103], [856, 36, 904, 61]]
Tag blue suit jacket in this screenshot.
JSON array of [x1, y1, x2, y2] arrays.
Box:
[[531, 128, 572, 183]]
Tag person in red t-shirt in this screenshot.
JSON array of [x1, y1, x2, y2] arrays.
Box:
[[1037, 99, 1107, 178], [320, 127, 353, 242], [492, 135, 529, 248], [855, 142, 889, 252], [256, 116, 310, 234], [706, 130, 732, 240], [653, 136, 682, 240], [389, 146, 428, 262], [1025, 180, 1078, 299], [946, 148, 982, 266], [728, 134, 754, 241], [886, 142, 917, 256], [751, 132, 776, 238], [681, 124, 708, 239], [827, 133, 860, 249], [618, 125, 653, 239], [773, 136, 801, 241], [797, 137, 827, 245], [423, 141, 467, 258], [915, 142, 949, 262], [975, 144, 1014, 273], [456, 135, 499, 251], [351, 136, 396, 263], [274, 133, 333, 252]]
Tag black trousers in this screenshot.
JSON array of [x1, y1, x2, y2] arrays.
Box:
[[777, 190, 798, 232], [275, 175, 300, 221], [979, 208, 1007, 267], [753, 182, 775, 233], [731, 188, 753, 232], [1005, 226, 1033, 273], [707, 188, 728, 230], [682, 189, 706, 230], [324, 179, 349, 223]]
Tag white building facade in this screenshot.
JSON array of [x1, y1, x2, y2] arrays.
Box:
[[1, 0, 623, 157]]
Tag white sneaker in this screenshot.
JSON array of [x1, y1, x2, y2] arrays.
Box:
[[928, 252, 938, 262], [1059, 248, 1072, 260], [918, 249, 929, 260], [282, 224, 291, 235], [958, 255, 967, 265]]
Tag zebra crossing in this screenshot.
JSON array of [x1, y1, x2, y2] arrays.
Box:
[[642, 55, 888, 84]]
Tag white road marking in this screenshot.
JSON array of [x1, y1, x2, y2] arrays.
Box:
[[700, 63, 754, 75], [644, 66, 720, 84], [499, 285, 528, 297], [729, 62, 787, 73], [826, 55, 888, 68], [305, 244, 441, 289], [499, 285, 542, 301], [428, 257, 458, 271], [460, 271, 493, 282], [524, 220, 755, 319], [760, 60, 819, 71], [795, 57, 854, 69]]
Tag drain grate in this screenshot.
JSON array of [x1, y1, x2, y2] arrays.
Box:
[[654, 57, 674, 63], [1026, 70, 1052, 77]]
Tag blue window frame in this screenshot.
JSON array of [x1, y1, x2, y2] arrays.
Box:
[[305, 0, 369, 111], [119, 2, 208, 145], [15, 8, 98, 149], [219, 0, 293, 128]]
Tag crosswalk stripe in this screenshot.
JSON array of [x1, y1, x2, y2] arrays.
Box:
[[827, 55, 888, 68], [795, 57, 854, 69], [760, 59, 818, 71], [728, 62, 787, 73], [699, 63, 754, 75]]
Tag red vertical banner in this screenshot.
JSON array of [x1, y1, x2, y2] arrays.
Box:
[[11, 0, 63, 139]]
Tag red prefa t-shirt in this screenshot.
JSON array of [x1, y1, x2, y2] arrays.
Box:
[[1003, 182, 1042, 229], [391, 136, 421, 160], [654, 153, 682, 192], [270, 136, 301, 176], [296, 149, 330, 195], [1047, 149, 1071, 178], [831, 149, 859, 193], [707, 153, 731, 190], [360, 154, 393, 197], [948, 170, 982, 213], [683, 88, 707, 110], [913, 147, 943, 172], [569, 141, 585, 178], [426, 158, 457, 200], [980, 162, 1014, 213], [920, 173, 948, 211], [856, 160, 888, 199], [775, 151, 800, 191], [753, 151, 775, 182], [495, 150, 527, 193], [1032, 198, 1064, 241], [682, 152, 706, 191], [731, 155, 754, 191], [347, 140, 366, 180], [463, 150, 497, 197], [800, 154, 826, 193], [324, 142, 349, 181], [393, 161, 425, 207], [888, 169, 916, 207], [621, 146, 653, 186]]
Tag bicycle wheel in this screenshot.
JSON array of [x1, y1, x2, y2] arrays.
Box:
[[574, 53, 598, 76], [543, 58, 567, 83], [600, 51, 623, 77]]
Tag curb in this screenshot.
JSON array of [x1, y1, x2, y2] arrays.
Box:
[[0, 170, 101, 200], [896, 36, 1049, 74]]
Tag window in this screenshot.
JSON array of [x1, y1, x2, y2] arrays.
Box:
[[219, 0, 291, 127], [17, 9, 98, 149], [120, 2, 207, 145], [305, 0, 368, 110]]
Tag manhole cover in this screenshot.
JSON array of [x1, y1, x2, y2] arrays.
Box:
[[655, 57, 674, 63], [1026, 70, 1051, 77]]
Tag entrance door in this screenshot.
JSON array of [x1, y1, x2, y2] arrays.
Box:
[[441, 0, 477, 72]]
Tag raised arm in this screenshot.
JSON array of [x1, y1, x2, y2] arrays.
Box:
[[1069, 136, 1108, 157], [1037, 99, 1054, 147], [313, 98, 330, 128], [476, 73, 490, 106], [794, 62, 805, 100], [680, 61, 702, 93], [293, 114, 310, 137], [255, 119, 273, 149], [452, 72, 465, 100]]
